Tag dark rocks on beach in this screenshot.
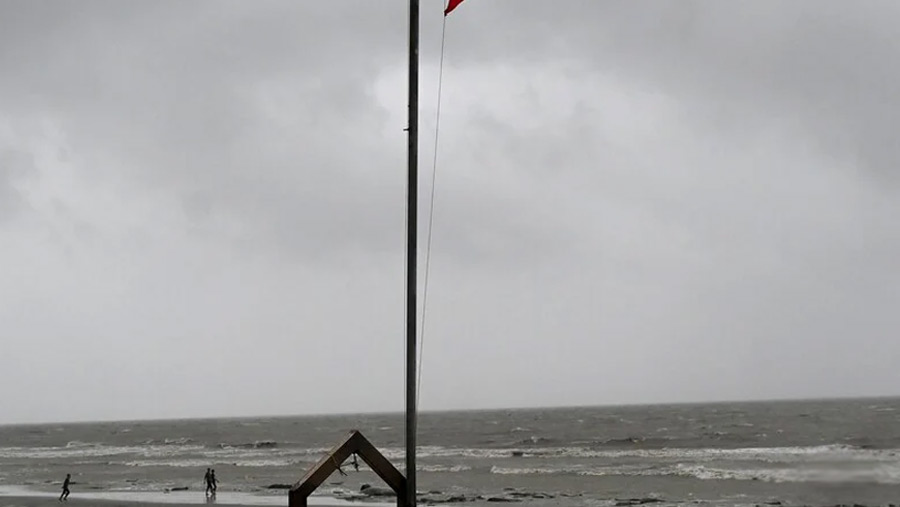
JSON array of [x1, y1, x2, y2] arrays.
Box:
[[615, 498, 664, 506], [510, 451, 524, 457], [236, 441, 278, 449], [171, 487, 189, 492], [266, 484, 292, 489], [473, 489, 559, 503], [359, 484, 395, 497], [507, 491, 556, 500], [606, 436, 645, 446], [431, 494, 501, 504], [418, 493, 473, 504]]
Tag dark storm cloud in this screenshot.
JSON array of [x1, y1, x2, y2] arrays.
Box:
[[0, 1, 898, 423]]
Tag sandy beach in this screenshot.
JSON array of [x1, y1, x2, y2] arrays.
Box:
[[0, 488, 396, 507], [0, 498, 277, 507]]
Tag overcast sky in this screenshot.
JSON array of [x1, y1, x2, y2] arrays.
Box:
[[1, 0, 898, 424]]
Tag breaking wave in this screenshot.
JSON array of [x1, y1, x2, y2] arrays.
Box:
[[486, 444, 900, 462], [670, 463, 900, 483], [123, 458, 299, 468], [0, 442, 894, 462], [490, 461, 900, 485], [220, 441, 280, 450], [2, 440, 896, 486], [0, 444, 205, 460], [419, 465, 472, 473]]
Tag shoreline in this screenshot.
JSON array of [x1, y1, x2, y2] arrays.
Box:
[[2, 395, 897, 427], [0, 486, 394, 507], [0, 498, 287, 507]]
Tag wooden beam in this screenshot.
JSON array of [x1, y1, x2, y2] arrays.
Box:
[[289, 431, 407, 507]]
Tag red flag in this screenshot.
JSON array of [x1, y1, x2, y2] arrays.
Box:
[[444, 0, 464, 15]]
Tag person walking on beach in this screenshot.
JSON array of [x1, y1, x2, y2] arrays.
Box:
[[204, 468, 213, 496], [210, 469, 218, 494], [59, 473, 71, 502]]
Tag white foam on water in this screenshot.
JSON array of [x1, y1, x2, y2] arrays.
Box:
[[490, 466, 559, 475], [163, 439, 195, 446], [495, 444, 900, 463], [0, 444, 325, 463], [381, 446, 512, 460], [0, 444, 206, 460], [122, 459, 301, 468], [491, 464, 664, 477], [7, 441, 875, 464], [671, 463, 900, 484], [364, 443, 900, 463], [490, 461, 900, 485], [3, 441, 898, 484], [419, 465, 471, 473]]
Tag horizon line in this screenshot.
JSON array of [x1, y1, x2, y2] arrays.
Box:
[[1, 393, 897, 427]]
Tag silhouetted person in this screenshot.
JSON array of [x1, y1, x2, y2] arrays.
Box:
[[336, 454, 360, 477], [59, 474, 71, 502], [210, 469, 218, 494], [204, 468, 213, 496]]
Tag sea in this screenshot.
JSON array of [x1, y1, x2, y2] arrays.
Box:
[[0, 398, 898, 507]]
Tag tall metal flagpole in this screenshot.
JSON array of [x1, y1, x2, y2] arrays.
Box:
[[405, 1, 419, 507]]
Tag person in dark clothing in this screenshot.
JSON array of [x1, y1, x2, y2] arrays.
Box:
[[210, 469, 218, 494], [204, 468, 213, 496], [59, 474, 71, 502]]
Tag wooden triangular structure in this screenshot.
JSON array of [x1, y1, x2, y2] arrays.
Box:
[[289, 430, 407, 507]]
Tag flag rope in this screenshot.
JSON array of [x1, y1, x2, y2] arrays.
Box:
[[416, 4, 450, 414]]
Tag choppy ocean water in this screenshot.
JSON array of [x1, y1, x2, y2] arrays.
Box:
[[0, 398, 898, 506]]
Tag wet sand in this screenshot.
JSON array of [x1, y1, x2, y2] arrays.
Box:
[[0, 498, 243, 507], [0, 496, 379, 507], [0, 486, 392, 507]]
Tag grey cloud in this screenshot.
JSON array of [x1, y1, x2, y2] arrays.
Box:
[[0, 1, 899, 423], [1, 0, 562, 267], [451, 1, 900, 183], [0, 148, 32, 221]]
